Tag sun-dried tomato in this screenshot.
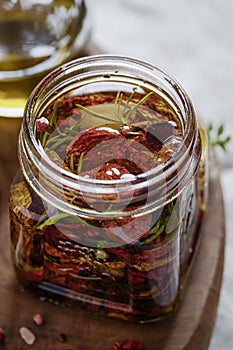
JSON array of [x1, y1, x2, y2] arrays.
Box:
[[110, 339, 146, 350], [102, 214, 152, 245], [66, 127, 123, 171]]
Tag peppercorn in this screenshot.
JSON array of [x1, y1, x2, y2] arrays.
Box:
[[57, 333, 67, 343], [33, 313, 44, 326]]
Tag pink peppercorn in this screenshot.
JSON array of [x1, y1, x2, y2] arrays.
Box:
[[33, 313, 44, 326]]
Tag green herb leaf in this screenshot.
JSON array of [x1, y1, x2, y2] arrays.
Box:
[[36, 212, 71, 230], [36, 211, 88, 230], [207, 123, 231, 152], [76, 104, 116, 123], [76, 89, 154, 125], [69, 153, 75, 172], [50, 101, 60, 128], [77, 151, 85, 174]]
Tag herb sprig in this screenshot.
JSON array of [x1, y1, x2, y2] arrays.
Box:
[[207, 124, 231, 152], [76, 89, 154, 125]]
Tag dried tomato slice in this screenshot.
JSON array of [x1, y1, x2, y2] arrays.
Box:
[[65, 127, 123, 172], [109, 339, 146, 350]]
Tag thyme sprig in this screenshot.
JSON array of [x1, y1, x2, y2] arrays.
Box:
[[207, 124, 231, 152]]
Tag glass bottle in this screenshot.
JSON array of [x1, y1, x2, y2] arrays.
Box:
[[9, 55, 208, 323], [0, 0, 91, 165]]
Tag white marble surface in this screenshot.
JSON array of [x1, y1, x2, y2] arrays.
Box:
[[89, 0, 233, 348]]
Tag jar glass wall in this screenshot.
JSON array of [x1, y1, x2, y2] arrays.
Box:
[[9, 55, 208, 323]]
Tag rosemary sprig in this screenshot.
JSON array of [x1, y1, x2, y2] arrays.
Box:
[[69, 153, 75, 172], [44, 122, 81, 150], [115, 89, 137, 122], [207, 124, 231, 152], [124, 91, 154, 121], [114, 90, 123, 121], [50, 101, 60, 128], [35, 210, 108, 244], [36, 211, 88, 230], [141, 219, 162, 245], [70, 195, 77, 204], [48, 134, 73, 150], [77, 151, 85, 174], [75, 104, 117, 123], [41, 128, 50, 148], [36, 212, 71, 230], [76, 90, 154, 125]]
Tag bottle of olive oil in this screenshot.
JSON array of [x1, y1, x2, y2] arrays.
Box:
[[0, 0, 91, 168]]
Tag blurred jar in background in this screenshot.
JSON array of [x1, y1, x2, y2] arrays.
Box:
[[0, 0, 91, 170]]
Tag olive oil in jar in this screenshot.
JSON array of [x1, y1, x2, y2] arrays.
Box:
[[9, 55, 208, 323]]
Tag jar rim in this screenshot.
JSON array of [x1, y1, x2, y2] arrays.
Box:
[[20, 54, 201, 216]]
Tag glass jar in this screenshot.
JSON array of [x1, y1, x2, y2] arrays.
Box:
[[0, 0, 91, 164], [9, 55, 208, 323]]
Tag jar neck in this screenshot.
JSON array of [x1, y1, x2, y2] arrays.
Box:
[[19, 55, 201, 218]]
